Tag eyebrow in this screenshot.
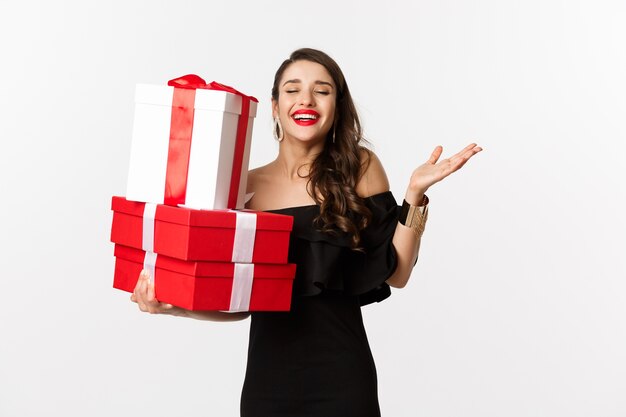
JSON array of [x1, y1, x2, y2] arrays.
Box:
[[282, 79, 334, 88]]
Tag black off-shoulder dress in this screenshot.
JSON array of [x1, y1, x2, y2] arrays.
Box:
[[240, 192, 399, 417]]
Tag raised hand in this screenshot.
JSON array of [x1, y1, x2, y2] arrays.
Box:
[[405, 143, 482, 203]]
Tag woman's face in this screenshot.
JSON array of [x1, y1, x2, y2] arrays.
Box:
[[272, 60, 336, 145]]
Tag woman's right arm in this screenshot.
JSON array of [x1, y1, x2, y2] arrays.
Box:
[[130, 270, 250, 322]]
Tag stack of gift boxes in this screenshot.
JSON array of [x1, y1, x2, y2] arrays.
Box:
[[110, 75, 296, 312]]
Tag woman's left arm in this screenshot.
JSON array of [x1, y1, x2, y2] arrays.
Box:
[[386, 143, 482, 288]]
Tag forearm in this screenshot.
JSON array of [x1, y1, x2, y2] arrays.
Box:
[[386, 223, 422, 288], [386, 191, 427, 288], [167, 307, 251, 322]]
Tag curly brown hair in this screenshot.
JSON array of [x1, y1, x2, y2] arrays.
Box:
[[271, 48, 373, 248]]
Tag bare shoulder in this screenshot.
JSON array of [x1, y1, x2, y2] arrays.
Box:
[[355, 147, 390, 198], [246, 164, 272, 209], [246, 164, 273, 193]]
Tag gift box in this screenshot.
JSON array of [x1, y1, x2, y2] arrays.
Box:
[[113, 244, 296, 311], [126, 75, 258, 210], [110, 196, 293, 264]]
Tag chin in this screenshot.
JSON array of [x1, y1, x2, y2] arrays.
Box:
[[293, 134, 327, 144], [286, 130, 327, 143]]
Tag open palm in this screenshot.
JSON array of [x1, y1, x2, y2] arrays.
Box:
[[409, 143, 482, 195]]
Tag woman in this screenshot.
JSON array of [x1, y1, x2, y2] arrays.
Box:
[[132, 48, 482, 416]]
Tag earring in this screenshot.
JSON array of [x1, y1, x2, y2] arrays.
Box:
[[332, 125, 336, 144], [273, 116, 284, 142]]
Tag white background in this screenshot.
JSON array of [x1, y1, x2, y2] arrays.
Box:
[[1, 1, 625, 416]]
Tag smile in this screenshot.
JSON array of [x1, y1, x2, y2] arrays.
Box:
[[292, 110, 320, 126]]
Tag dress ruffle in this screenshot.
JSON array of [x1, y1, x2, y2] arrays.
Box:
[[269, 191, 399, 306]]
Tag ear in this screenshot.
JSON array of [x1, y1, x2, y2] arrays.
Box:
[[271, 98, 278, 118]]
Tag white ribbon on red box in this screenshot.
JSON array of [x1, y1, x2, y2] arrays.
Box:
[[229, 264, 254, 312], [228, 211, 257, 311], [140, 203, 257, 311], [231, 211, 256, 263], [142, 203, 158, 283]]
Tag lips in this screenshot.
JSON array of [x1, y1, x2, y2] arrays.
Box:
[[291, 109, 320, 126]]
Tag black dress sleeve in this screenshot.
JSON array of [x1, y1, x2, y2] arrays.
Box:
[[282, 191, 399, 306]]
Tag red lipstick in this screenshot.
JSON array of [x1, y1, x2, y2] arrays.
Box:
[[291, 109, 320, 126]]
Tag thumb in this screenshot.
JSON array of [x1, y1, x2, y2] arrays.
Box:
[[427, 146, 443, 164]]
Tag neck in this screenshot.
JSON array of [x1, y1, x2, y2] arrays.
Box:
[[274, 140, 325, 180]]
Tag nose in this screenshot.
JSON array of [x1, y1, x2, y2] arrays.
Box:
[[299, 90, 314, 107]]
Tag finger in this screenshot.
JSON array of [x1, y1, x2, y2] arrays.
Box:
[[151, 303, 175, 314], [133, 270, 148, 296], [448, 143, 478, 161], [427, 146, 443, 164], [132, 273, 142, 295], [458, 146, 482, 163], [132, 285, 141, 305], [141, 281, 155, 312], [448, 147, 482, 172], [140, 269, 151, 284], [146, 280, 156, 304], [146, 293, 160, 315], [137, 292, 148, 311], [450, 144, 481, 161], [135, 274, 150, 306]]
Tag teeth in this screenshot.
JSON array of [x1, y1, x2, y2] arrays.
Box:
[[293, 114, 317, 120]]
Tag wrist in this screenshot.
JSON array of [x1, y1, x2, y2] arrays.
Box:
[[165, 305, 188, 317], [404, 191, 427, 207], [398, 196, 429, 238]]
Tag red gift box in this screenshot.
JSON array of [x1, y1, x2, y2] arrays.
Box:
[[114, 244, 296, 311], [110, 196, 293, 264]]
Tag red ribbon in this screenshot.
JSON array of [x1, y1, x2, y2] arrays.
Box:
[[164, 75, 258, 208]]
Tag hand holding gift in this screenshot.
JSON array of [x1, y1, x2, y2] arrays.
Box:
[[130, 270, 175, 315], [112, 203, 297, 312], [130, 269, 252, 321]]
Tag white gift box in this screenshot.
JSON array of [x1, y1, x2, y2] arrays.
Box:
[[126, 79, 258, 209]]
